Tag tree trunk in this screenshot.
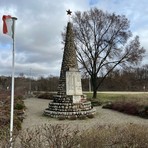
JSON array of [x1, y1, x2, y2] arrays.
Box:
[[91, 75, 97, 99], [92, 89, 97, 99]]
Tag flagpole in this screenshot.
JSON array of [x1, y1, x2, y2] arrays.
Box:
[[10, 17, 17, 148]]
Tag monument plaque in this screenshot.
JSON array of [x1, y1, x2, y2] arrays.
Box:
[[66, 70, 82, 96]]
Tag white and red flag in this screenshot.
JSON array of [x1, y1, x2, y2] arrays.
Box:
[[2, 15, 15, 38]]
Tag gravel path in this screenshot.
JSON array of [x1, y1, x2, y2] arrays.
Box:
[[22, 98, 148, 130]]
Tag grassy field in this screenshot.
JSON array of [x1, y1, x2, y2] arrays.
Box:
[[84, 92, 148, 104]]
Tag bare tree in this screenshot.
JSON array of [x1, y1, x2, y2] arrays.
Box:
[[69, 8, 145, 98]]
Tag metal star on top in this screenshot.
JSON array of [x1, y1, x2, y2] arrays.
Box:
[[67, 9, 72, 15]]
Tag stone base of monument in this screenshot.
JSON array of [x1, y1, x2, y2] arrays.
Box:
[[44, 95, 96, 119]]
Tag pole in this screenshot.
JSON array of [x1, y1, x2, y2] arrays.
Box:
[[29, 68, 32, 94], [89, 77, 91, 92], [10, 17, 17, 148]]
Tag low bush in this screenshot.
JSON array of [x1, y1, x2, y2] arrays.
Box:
[[79, 123, 148, 148], [1, 123, 148, 148], [102, 102, 113, 109], [37, 93, 54, 100], [0, 90, 26, 142], [58, 115, 66, 120], [14, 103, 25, 110], [15, 95, 24, 100], [78, 115, 87, 120], [139, 105, 148, 118], [102, 101, 148, 118], [16, 124, 80, 148], [123, 102, 139, 115], [69, 115, 77, 120], [112, 101, 139, 115], [90, 100, 102, 107]]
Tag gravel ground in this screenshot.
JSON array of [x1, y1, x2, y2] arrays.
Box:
[[22, 98, 148, 130]]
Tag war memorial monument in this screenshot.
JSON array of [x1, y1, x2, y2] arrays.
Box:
[[44, 11, 96, 119]]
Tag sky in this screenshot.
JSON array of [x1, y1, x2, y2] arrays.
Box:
[[0, 0, 148, 78]]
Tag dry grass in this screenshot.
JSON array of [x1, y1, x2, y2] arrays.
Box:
[[80, 123, 148, 148], [86, 92, 148, 103], [0, 90, 26, 147], [1, 123, 148, 148]]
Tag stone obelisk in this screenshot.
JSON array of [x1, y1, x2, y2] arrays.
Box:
[[44, 10, 95, 118], [57, 21, 78, 95]]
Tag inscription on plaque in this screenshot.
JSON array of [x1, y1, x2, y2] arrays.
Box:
[[66, 71, 82, 96]]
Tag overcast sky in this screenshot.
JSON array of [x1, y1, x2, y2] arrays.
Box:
[[0, 0, 148, 78]]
